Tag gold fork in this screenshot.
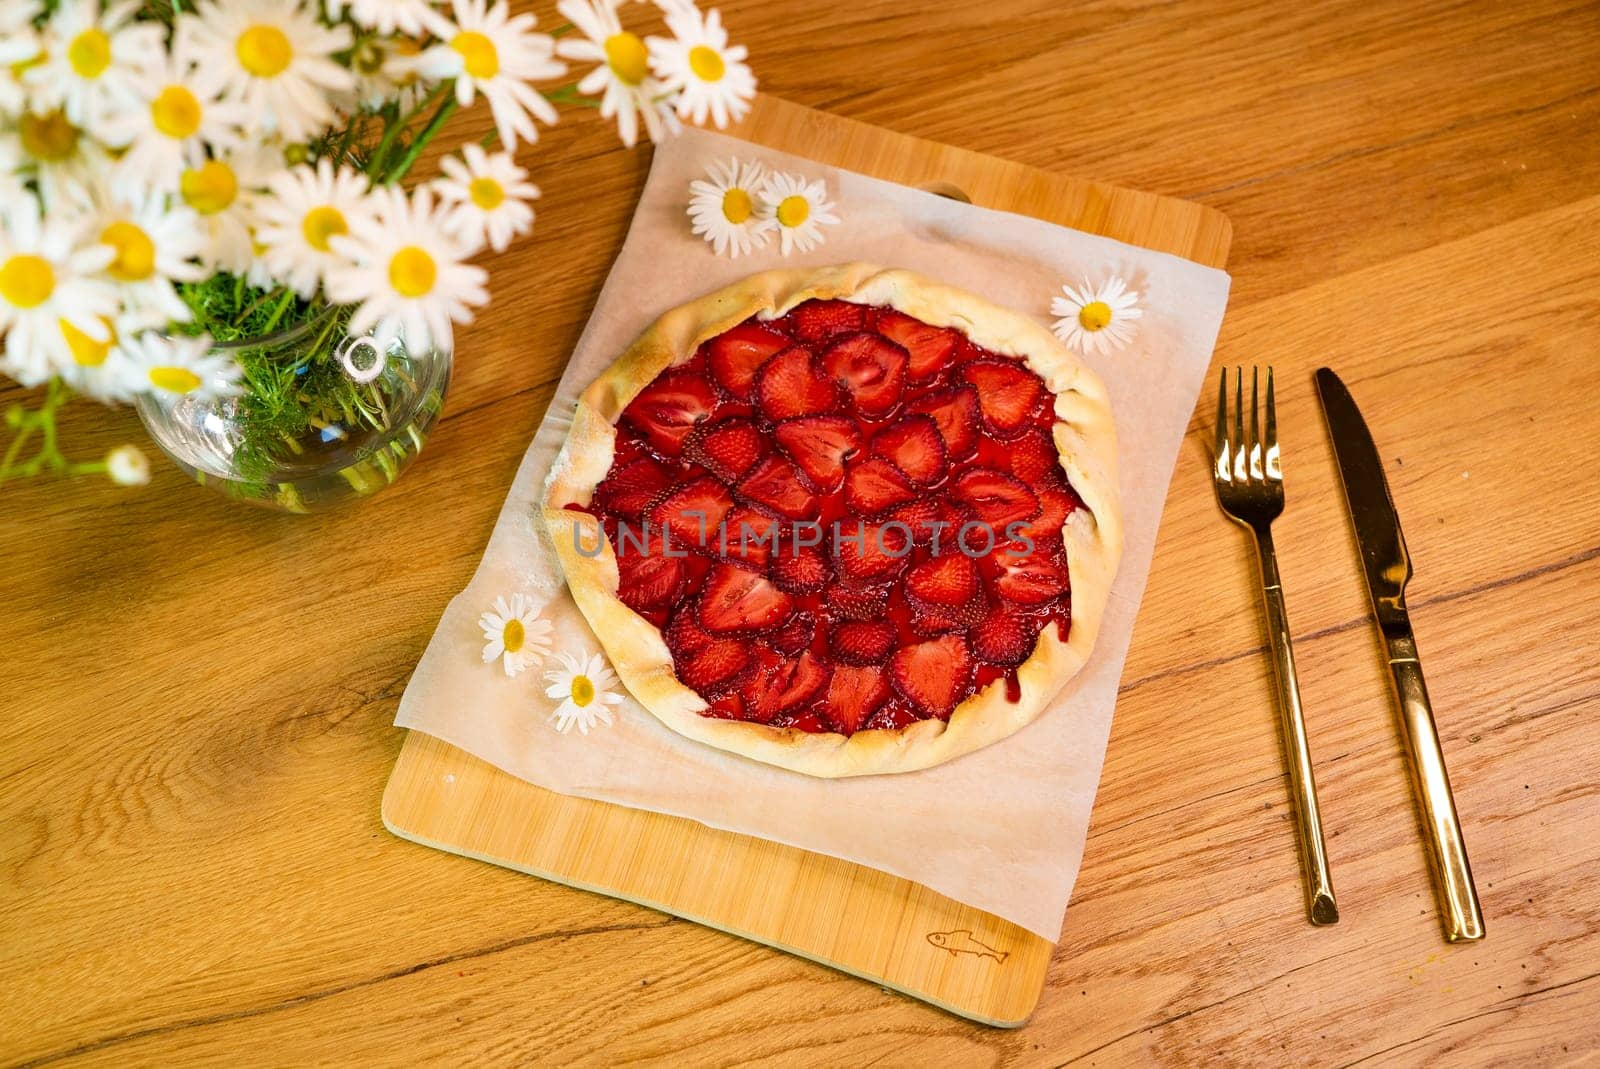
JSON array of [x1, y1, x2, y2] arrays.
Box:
[[1212, 366, 1339, 926]]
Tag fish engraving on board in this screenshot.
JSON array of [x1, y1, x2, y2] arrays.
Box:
[[926, 929, 1009, 963]]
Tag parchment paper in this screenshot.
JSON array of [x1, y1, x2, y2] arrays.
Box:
[[394, 126, 1230, 940]]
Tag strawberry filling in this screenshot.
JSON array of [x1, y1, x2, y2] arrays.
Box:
[[582, 302, 1083, 736]]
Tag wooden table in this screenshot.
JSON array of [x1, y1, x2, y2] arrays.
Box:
[[4, 0, 1597, 1064]]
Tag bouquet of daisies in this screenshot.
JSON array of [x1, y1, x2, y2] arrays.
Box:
[[0, 0, 755, 490]]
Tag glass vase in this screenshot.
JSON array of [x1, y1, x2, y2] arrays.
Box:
[[136, 308, 450, 513]]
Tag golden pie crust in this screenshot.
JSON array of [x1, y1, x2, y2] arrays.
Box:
[[544, 263, 1123, 777]]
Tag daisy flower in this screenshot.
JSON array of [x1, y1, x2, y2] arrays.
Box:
[[347, 35, 428, 112], [433, 144, 538, 253], [0, 108, 111, 210], [179, 144, 277, 274], [100, 45, 248, 197], [179, 0, 354, 142], [325, 184, 489, 356], [0, 197, 117, 386], [342, 0, 438, 37], [55, 312, 136, 402], [87, 187, 207, 327], [544, 650, 622, 735], [648, 4, 755, 129], [104, 443, 151, 486], [253, 159, 373, 299], [416, 0, 565, 150], [687, 156, 770, 259], [478, 593, 553, 677], [116, 330, 241, 402], [24, 0, 163, 141], [758, 171, 838, 256], [556, 0, 678, 148], [1050, 275, 1143, 356]]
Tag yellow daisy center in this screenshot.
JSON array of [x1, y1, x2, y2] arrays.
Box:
[[61, 317, 115, 366], [469, 176, 504, 210], [149, 365, 202, 393], [389, 246, 437, 297], [67, 28, 112, 79], [180, 160, 238, 215], [100, 221, 156, 282], [151, 85, 202, 139], [1077, 300, 1113, 332], [300, 206, 347, 252], [688, 44, 724, 83], [451, 32, 499, 79], [0, 254, 55, 309], [721, 187, 752, 224], [501, 618, 525, 653], [570, 675, 595, 707], [236, 25, 292, 78], [18, 110, 80, 162], [603, 31, 649, 86], [776, 195, 809, 228]]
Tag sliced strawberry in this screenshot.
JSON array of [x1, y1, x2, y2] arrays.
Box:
[[888, 499, 969, 547], [908, 386, 980, 459], [844, 457, 917, 517], [785, 299, 865, 343], [616, 530, 685, 613], [820, 332, 908, 417], [830, 619, 897, 665], [705, 692, 744, 720], [705, 321, 791, 400], [991, 543, 1070, 606], [593, 456, 673, 520], [889, 635, 973, 719], [697, 562, 794, 634], [823, 665, 891, 734], [619, 368, 718, 456], [909, 606, 967, 637], [664, 606, 714, 658], [833, 519, 911, 581], [863, 699, 922, 731], [771, 711, 827, 733], [1009, 429, 1062, 486], [742, 649, 831, 722], [904, 553, 979, 608], [960, 359, 1044, 438], [773, 415, 860, 493], [720, 506, 779, 567], [971, 609, 1037, 667], [736, 454, 819, 520], [771, 543, 831, 594], [683, 417, 764, 483], [870, 415, 947, 487], [755, 346, 839, 421], [1019, 484, 1082, 544], [647, 475, 733, 551], [770, 611, 816, 655], [875, 309, 961, 381], [952, 468, 1040, 530], [827, 582, 890, 620], [675, 631, 751, 694]]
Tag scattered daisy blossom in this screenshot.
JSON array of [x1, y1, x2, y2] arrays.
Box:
[[758, 171, 838, 256], [0, 197, 117, 386], [254, 159, 375, 300], [325, 184, 489, 356], [115, 330, 241, 402], [25, 0, 164, 142], [1050, 275, 1143, 356], [649, 4, 755, 129], [180, 0, 354, 142], [544, 651, 623, 735], [687, 156, 770, 258], [418, 0, 565, 150], [557, 0, 679, 148], [105, 442, 150, 485], [434, 144, 539, 254], [478, 593, 553, 676]]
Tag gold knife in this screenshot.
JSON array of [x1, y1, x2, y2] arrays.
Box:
[[1314, 368, 1485, 942]]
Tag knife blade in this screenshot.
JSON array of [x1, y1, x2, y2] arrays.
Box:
[[1314, 368, 1485, 942]]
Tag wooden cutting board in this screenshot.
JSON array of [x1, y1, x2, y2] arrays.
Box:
[[382, 94, 1231, 1027]]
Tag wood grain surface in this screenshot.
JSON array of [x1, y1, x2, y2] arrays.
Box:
[[3, 0, 1598, 1064]]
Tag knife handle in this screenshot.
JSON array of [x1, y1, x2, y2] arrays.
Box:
[[1252, 528, 1340, 926], [1384, 631, 1485, 941]]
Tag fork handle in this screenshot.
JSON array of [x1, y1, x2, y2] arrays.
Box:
[[1252, 527, 1340, 925]]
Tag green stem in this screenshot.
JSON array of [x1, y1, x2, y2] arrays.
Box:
[[385, 93, 459, 183], [367, 86, 446, 179], [258, 289, 296, 336]]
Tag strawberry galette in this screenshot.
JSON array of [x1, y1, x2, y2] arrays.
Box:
[[545, 264, 1121, 777]]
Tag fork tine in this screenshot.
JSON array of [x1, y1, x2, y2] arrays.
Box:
[[1265, 366, 1279, 479], [1233, 366, 1247, 483], [1214, 367, 1229, 480], [1249, 366, 1261, 482]]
